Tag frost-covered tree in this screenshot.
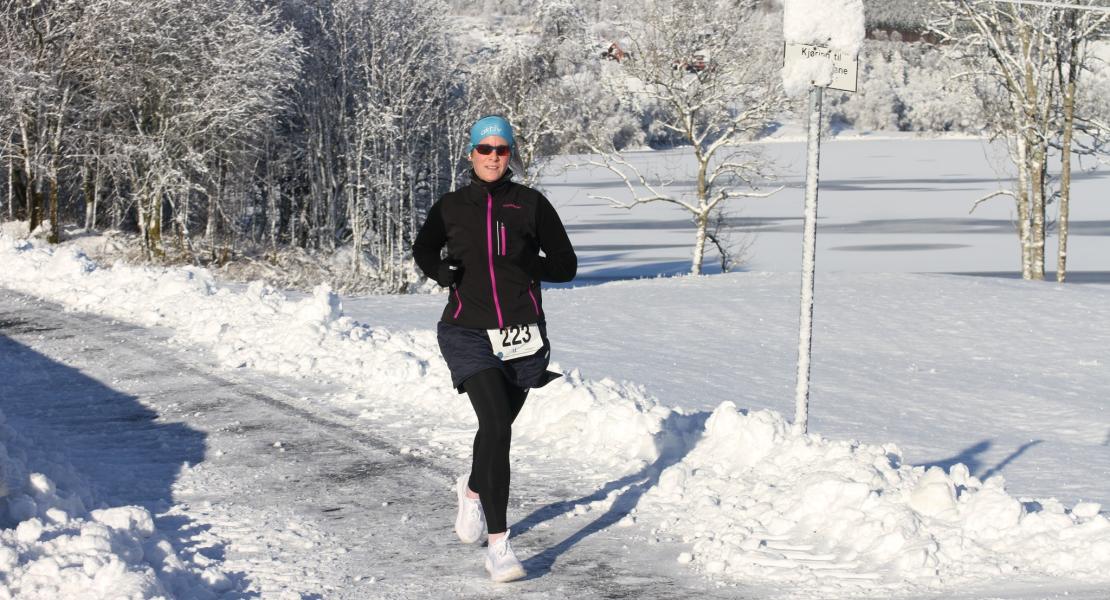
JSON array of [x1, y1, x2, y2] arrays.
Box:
[[931, 0, 1109, 281], [0, 0, 299, 258], [348, 0, 459, 286], [94, 0, 298, 259], [536, 0, 588, 44], [267, 0, 462, 290], [1076, 35, 1110, 150], [1047, 4, 1108, 282], [582, 0, 785, 275], [0, 0, 462, 291], [0, 0, 101, 242], [931, 1, 1057, 281], [827, 41, 984, 132], [864, 0, 929, 31]]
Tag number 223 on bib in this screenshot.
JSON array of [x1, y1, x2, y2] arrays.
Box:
[[487, 323, 543, 361]]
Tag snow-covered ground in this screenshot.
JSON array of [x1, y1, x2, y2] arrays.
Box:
[[1, 136, 1108, 599]]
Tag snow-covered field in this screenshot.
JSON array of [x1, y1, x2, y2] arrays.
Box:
[[1, 136, 1109, 599], [547, 134, 1110, 281]]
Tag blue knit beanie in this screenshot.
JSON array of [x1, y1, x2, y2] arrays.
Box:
[[469, 115, 514, 149]]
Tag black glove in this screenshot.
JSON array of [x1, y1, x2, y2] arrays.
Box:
[[435, 260, 463, 287]]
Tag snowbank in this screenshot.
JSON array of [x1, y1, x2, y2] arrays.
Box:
[[0, 409, 227, 599], [639, 403, 1110, 591], [2, 231, 1109, 594]]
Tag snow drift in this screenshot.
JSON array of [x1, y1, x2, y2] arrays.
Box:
[[0, 408, 228, 599], [639, 403, 1110, 590]]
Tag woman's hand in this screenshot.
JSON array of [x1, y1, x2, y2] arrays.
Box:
[[435, 260, 464, 287]]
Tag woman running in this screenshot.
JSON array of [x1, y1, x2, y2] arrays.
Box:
[[413, 115, 577, 582]]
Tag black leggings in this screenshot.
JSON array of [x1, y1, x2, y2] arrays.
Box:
[[464, 368, 528, 534]]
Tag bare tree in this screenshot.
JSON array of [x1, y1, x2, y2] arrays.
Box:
[[0, 0, 95, 242], [351, 0, 458, 289], [0, 0, 531, 293], [933, 0, 1109, 281], [1049, 3, 1108, 282], [92, 0, 298, 259], [931, 1, 1054, 279], [581, 0, 785, 275]]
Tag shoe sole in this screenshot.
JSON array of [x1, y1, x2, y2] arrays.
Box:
[[454, 477, 483, 544]]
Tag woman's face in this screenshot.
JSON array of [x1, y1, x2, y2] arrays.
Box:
[[470, 135, 511, 183]]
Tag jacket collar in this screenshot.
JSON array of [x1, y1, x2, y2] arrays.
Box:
[[468, 168, 514, 196]]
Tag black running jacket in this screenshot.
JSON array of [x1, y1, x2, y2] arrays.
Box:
[[413, 170, 577, 330]]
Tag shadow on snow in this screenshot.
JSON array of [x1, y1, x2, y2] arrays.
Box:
[[513, 410, 714, 580], [0, 320, 253, 598], [947, 271, 1110, 285], [918, 439, 1044, 482]]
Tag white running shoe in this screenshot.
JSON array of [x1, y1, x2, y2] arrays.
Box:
[[485, 530, 526, 583], [454, 475, 485, 544]]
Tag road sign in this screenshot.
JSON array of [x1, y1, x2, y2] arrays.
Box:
[[783, 43, 859, 93]]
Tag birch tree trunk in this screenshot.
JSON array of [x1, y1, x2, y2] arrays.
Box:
[[1030, 137, 1047, 280], [1056, 13, 1081, 284], [288, 195, 299, 249], [151, 192, 164, 258], [110, 174, 122, 231], [351, 128, 366, 276], [179, 192, 196, 264], [1015, 133, 1033, 279], [267, 155, 280, 257], [691, 215, 708, 276], [47, 162, 59, 243], [135, 179, 150, 258]]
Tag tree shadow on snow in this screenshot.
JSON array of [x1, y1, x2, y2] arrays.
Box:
[[514, 410, 712, 580], [545, 258, 729, 289], [947, 271, 1110, 285], [0, 325, 254, 598], [918, 439, 1043, 482]]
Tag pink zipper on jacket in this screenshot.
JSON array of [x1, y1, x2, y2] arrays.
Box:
[[453, 288, 463, 319], [527, 286, 540, 316], [486, 193, 505, 329]]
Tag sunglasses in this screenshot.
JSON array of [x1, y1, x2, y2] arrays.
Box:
[[474, 144, 511, 157]]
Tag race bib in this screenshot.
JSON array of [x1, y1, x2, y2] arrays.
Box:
[[487, 323, 543, 361]]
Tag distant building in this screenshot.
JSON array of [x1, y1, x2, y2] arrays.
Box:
[[601, 41, 629, 62]]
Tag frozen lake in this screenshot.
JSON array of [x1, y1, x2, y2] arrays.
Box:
[[540, 135, 1110, 283]]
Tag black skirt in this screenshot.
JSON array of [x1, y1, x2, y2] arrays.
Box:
[[437, 321, 561, 393]]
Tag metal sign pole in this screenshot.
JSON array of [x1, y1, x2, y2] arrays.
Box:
[[794, 84, 824, 435], [782, 0, 862, 434]]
